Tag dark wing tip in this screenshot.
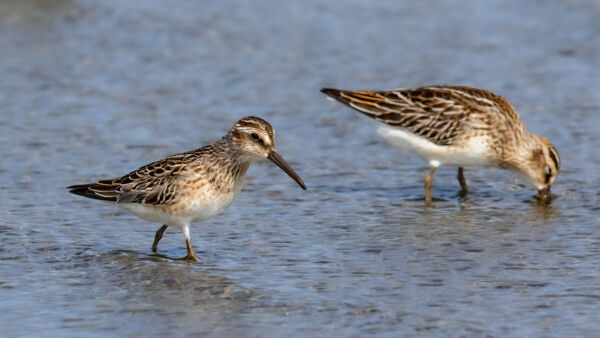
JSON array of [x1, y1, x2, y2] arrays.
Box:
[[67, 183, 92, 197], [67, 183, 90, 193], [67, 182, 118, 202], [320, 87, 342, 98]]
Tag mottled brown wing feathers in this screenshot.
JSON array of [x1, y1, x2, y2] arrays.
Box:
[[68, 150, 200, 205], [321, 86, 516, 146]]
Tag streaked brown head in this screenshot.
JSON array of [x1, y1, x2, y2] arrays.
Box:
[[527, 136, 560, 204], [229, 116, 306, 190]]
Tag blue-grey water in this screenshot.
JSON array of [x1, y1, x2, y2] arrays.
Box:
[[1, 0, 599, 336]]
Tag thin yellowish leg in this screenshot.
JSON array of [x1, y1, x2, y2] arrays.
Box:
[[185, 238, 199, 262], [457, 167, 468, 198], [424, 167, 437, 205], [152, 224, 168, 253], [182, 225, 199, 262]]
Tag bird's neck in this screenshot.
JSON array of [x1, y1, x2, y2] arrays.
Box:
[[499, 131, 539, 171], [211, 137, 254, 180]]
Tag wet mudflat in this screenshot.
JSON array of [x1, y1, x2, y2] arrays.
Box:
[[1, 0, 599, 336]]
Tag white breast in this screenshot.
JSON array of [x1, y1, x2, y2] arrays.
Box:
[[186, 190, 237, 222]]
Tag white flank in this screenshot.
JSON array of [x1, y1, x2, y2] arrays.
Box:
[[376, 125, 492, 167], [119, 188, 239, 228]]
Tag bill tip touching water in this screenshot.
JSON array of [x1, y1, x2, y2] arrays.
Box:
[[68, 116, 306, 261], [321, 85, 559, 204]]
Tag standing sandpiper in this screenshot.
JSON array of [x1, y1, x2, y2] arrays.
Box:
[[321, 86, 560, 204], [68, 116, 306, 261]]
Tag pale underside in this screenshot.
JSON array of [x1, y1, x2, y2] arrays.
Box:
[[377, 124, 493, 168], [119, 179, 245, 229]]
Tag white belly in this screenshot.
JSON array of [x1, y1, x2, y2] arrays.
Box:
[[377, 125, 492, 167], [118, 190, 237, 228], [187, 193, 236, 222]]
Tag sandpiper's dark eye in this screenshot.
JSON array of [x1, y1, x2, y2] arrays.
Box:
[[251, 133, 260, 140]]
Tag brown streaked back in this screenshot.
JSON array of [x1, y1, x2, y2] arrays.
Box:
[[68, 147, 210, 205], [321, 85, 521, 146]]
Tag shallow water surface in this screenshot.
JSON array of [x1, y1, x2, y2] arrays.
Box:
[[1, 0, 600, 336]]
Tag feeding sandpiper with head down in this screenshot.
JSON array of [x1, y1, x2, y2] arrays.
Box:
[[68, 116, 306, 261], [321, 85, 560, 204]]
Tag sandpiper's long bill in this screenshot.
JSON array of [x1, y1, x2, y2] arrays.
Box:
[[68, 116, 306, 261], [321, 86, 560, 204]]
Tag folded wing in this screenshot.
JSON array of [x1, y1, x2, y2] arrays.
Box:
[[68, 151, 197, 205], [321, 86, 516, 146]]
